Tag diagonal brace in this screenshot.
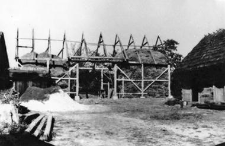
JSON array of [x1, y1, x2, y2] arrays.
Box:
[[117, 66, 142, 91], [143, 68, 168, 92]]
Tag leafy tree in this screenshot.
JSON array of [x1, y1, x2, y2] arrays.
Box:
[[153, 39, 183, 98], [154, 39, 183, 69]]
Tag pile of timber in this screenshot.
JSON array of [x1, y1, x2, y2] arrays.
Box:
[[21, 112, 54, 141]]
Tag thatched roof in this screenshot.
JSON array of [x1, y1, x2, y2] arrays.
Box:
[[11, 52, 68, 78], [179, 29, 225, 70], [172, 29, 225, 96], [21, 52, 61, 59], [20, 51, 66, 67], [116, 49, 168, 65], [20, 52, 38, 59]]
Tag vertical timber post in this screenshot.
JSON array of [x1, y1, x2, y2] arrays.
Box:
[[68, 69, 71, 97], [16, 29, 19, 62], [65, 33, 69, 59], [140, 63, 145, 98], [122, 77, 125, 98], [101, 69, 103, 90], [107, 82, 110, 98], [75, 64, 80, 101], [168, 65, 171, 97], [46, 59, 50, 73], [113, 64, 118, 100], [100, 68, 104, 98], [32, 29, 35, 53], [213, 85, 215, 103]]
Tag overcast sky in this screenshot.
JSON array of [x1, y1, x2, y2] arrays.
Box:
[[0, 0, 225, 67]]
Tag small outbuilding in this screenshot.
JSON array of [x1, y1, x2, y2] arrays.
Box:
[[173, 29, 225, 103]]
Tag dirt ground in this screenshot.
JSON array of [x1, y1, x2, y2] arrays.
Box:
[[48, 98, 225, 146]]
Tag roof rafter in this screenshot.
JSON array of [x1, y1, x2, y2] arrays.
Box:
[[127, 34, 136, 50]]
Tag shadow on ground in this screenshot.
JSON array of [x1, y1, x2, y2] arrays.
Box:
[[0, 132, 54, 146]]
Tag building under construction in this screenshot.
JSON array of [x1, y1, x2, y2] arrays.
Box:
[[9, 30, 170, 100]]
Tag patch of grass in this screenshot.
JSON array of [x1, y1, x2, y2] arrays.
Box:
[[82, 98, 203, 121], [127, 127, 155, 145], [150, 107, 202, 120], [79, 97, 203, 121]]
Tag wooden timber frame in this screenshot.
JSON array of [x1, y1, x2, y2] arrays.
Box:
[[113, 64, 170, 99], [13, 29, 170, 100]]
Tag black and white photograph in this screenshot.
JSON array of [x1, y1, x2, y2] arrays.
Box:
[[0, 0, 225, 145]]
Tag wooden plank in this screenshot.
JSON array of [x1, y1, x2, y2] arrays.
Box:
[[25, 114, 45, 133], [52, 77, 77, 80], [42, 115, 53, 141], [117, 93, 147, 94], [23, 112, 40, 121], [33, 116, 47, 137], [116, 79, 168, 82], [79, 67, 108, 70], [17, 45, 33, 48]]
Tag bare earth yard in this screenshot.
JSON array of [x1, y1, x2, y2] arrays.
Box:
[[48, 98, 225, 146]]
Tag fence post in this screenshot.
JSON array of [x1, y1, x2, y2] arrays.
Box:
[[113, 64, 118, 100]]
